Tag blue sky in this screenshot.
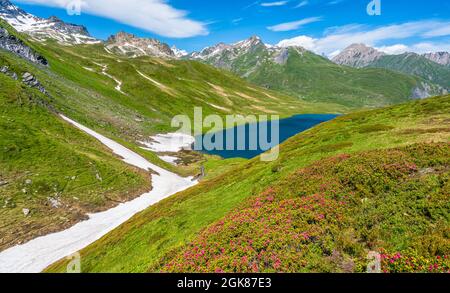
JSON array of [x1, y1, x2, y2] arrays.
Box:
[[12, 0, 450, 55]]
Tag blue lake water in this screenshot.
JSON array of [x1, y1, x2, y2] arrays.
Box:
[[195, 114, 338, 159]]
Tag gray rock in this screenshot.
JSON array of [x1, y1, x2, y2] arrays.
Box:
[[22, 208, 30, 216], [273, 48, 289, 65], [21, 72, 48, 94], [0, 27, 48, 66], [0, 65, 18, 80], [47, 197, 61, 208], [332, 43, 385, 68]]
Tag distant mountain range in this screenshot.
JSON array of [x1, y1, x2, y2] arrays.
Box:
[[0, 0, 448, 108], [333, 44, 450, 90], [187, 36, 447, 107]]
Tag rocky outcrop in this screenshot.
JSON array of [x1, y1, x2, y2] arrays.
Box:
[[106, 31, 175, 58], [332, 44, 385, 68], [410, 82, 448, 100], [273, 47, 290, 65], [422, 52, 450, 67], [0, 27, 48, 66], [22, 72, 48, 94], [0, 65, 17, 79], [2, 66, 48, 93]]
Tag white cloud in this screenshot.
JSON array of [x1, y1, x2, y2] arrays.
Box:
[[409, 42, 450, 54], [260, 1, 289, 7], [422, 26, 450, 38], [15, 0, 208, 38], [232, 18, 244, 25], [267, 16, 322, 32], [277, 35, 317, 50], [328, 0, 344, 5], [376, 44, 409, 55], [276, 20, 450, 57], [295, 1, 308, 8]]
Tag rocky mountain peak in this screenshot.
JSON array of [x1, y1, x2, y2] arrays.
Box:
[[47, 15, 61, 23], [422, 51, 450, 66], [107, 31, 135, 43], [234, 35, 264, 50], [0, 0, 98, 45], [332, 43, 385, 68], [171, 46, 188, 58], [189, 35, 266, 63], [106, 31, 175, 58]]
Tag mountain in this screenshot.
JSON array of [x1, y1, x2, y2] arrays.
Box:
[[331, 43, 385, 68], [1, 18, 337, 143], [1, 16, 347, 250], [333, 44, 450, 90], [171, 46, 188, 58], [369, 53, 450, 90], [105, 31, 175, 58], [0, 0, 98, 44], [422, 51, 450, 67], [188, 36, 269, 71], [189, 37, 444, 108], [45, 95, 450, 273]]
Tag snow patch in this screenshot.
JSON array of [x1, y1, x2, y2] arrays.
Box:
[[159, 155, 179, 165], [0, 115, 197, 273], [139, 133, 194, 153]]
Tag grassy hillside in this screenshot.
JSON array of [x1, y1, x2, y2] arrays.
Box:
[[246, 48, 441, 108], [196, 45, 442, 109], [0, 71, 150, 251], [369, 53, 450, 90], [22, 40, 345, 141], [165, 143, 449, 272], [0, 21, 346, 251], [46, 95, 450, 273]]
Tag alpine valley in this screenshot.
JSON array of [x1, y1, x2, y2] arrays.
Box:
[[0, 0, 448, 274]]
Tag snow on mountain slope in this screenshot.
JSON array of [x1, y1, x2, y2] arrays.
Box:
[[0, 0, 98, 45], [171, 45, 188, 58], [188, 35, 307, 71], [189, 36, 265, 62]]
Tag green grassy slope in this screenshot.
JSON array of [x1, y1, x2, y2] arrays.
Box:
[[165, 143, 449, 272], [0, 72, 150, 251], [23, 40, 345, 141], [197, 46, 442, 109], [46, 95, 450, 272], [369, 53, 450, 90], [0, 21, 345, 251]]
